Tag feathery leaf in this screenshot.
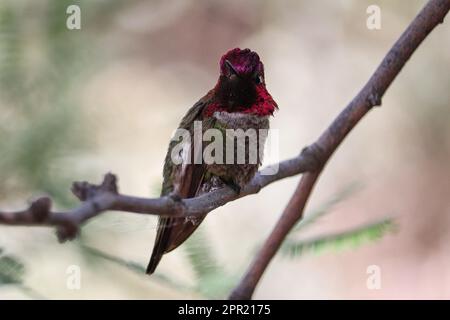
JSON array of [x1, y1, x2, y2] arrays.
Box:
[[282, 218, 396, 258], [0, 251, 25, 285]]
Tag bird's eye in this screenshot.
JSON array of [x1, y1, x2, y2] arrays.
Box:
[[225, 60, 238, 77], [254, 74, 263, 84]]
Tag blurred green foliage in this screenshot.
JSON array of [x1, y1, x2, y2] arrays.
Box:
[[283, 183, 395, 257], [183, 228, 239, 298], [0, 0, 90, 205], [0, 247, 45, 298], [0, 0, 123, 298], [0, 0, 131, 203], [79, 242, 195, 294], [0, 248, 25, 285], [77, 229, 240, 299], [282, 218, 395, 258]]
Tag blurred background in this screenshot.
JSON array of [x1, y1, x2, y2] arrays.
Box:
[[0, 0, 449, 299]]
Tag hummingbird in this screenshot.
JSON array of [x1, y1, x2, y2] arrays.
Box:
[[147, 48, 278, 275]]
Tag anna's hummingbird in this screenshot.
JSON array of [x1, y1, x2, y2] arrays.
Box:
[[147, 48, 278, 274]]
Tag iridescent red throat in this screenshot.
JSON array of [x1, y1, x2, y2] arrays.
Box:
[[203, 85, 278, 117]]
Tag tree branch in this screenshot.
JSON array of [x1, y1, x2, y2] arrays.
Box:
[[229, 0, 450, 300], [0, 147, 318, 241]]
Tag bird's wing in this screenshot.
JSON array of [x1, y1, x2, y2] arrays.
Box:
[[147, 93, 213, 274]]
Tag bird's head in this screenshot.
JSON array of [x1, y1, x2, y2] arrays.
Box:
[[212, 48, 277, 116]]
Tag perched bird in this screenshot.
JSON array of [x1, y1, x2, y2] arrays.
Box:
[[147, 48, 278, 274]]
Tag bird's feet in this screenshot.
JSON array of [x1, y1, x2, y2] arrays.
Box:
[[168, 191, 182, 203], [220, 178, 241, 195]]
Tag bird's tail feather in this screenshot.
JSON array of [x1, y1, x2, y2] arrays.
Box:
[[146, 217, 173, 275], [146, 253, 162, 275]]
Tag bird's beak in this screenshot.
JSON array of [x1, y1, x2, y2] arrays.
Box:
[[225, 59, 238, 77]]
